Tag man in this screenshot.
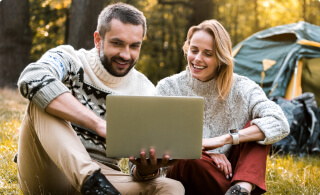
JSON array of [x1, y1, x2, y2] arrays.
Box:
[[17, 3, 184, 195]]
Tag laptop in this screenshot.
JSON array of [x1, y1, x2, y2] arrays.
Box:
[[105, 95, 204, 159]]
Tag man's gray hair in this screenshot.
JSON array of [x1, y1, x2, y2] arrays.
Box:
[[97, 2, 147, 39]]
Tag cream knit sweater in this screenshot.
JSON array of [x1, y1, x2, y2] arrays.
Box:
[[156, 67, 290, 155], [18, 45, 156, 110], [18, 45, 156, 168]]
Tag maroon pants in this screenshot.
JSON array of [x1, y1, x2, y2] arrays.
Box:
[[167, 142, 271, 195]]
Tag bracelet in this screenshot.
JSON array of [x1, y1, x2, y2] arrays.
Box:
[[136, 169, 159, 181], [229, 129, 239, 145]]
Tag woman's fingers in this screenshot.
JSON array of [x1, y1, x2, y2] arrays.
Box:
[[209, 153, 233, 179], [220, 156, 232, 179]]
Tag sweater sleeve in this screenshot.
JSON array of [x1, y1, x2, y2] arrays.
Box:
[[156, 78, 177, 96], [17, 46, 75, 110], [243, 79, 290, 145]]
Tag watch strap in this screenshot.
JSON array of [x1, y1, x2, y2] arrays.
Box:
[[229, 129, 239, 145], [135, 168, 159, 181]]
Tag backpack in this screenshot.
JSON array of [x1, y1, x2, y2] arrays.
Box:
[[271, 92, 320, 156]]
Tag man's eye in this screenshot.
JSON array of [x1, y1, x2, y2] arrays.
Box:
[[131, 44, 140, 48], [112, 42, 122, 46]]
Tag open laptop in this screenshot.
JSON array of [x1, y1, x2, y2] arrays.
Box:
[[105, 95, 204, 159]]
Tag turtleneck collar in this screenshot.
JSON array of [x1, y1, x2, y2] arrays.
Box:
[[88, 48, 134, 88], [186, 66, 216, 95]]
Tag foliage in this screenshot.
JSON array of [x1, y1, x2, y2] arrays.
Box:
[[29, 0, 71, 62], [135, 0, 192, 84], [27, 0, 320, 84]]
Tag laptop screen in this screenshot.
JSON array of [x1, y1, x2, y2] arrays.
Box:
[[106, 95, 204, 159]]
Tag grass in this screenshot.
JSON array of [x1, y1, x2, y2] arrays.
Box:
[[0, 88, 27, 195], [266, 153, 320, 194], [0, 88, 320, 194]]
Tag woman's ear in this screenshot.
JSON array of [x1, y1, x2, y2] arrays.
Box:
[[94, 31, 101, 50]]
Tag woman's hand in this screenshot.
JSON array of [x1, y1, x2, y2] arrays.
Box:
[[202, 134, 232, 151], [207, 152, 233, 179]]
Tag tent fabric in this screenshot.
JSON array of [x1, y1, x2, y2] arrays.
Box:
[[233, 21, 320, 98], [301, 58, 320, 106]]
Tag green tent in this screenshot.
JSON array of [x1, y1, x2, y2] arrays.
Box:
[[233, 21, 320, 105]]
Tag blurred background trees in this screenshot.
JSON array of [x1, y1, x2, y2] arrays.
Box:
[[0, 0, 31, 88], [1, 0, 320, 87]]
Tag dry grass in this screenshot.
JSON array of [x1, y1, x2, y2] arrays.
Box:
[[266, 153, 320, 194], [0, 88, 26, 194], [0, 88, 320, 194]]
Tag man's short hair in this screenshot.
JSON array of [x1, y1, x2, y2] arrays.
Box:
[[97, 2, 147, 39]]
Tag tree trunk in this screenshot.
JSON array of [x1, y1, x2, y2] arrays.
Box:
[[254, 0, 259, 32], [302, 0, 307, 21], [67, 0, 104, 50], [0, 0, 32, 88], [188, 0, 214, 27]]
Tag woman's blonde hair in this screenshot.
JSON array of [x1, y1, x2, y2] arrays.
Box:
[[183, 19, 233, 100]]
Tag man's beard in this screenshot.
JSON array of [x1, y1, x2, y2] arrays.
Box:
[[100, 52, 137, 77]]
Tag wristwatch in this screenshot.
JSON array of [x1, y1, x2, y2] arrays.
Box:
[[135, 168, 159, 181], [229, 129, 239, 145]]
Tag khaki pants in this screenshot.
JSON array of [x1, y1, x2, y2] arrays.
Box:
[[17, 103, 184, 195]]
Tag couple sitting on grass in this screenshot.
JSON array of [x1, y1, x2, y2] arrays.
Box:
[[16, 2, 289, 195]]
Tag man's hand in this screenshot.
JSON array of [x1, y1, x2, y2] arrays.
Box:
[[94, 119, 106, 138], [129, 148, 176, 177], [46, 92, 107, 138]]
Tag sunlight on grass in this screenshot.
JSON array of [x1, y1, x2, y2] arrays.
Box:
[[0, 120, 22, 194], [0, 89, 25, 194], [0, 88, 320, 194], [266, 153, 320, 194]]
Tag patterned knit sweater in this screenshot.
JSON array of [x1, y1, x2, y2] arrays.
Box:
[[156, 67, 290, 155], [18, 45, 156, 169]]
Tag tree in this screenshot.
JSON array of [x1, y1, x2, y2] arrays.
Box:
[[0, 0, 32, 88], [187, 0, 214, 27], [29, 0, 70, 62], [67, 0, 104, 49]]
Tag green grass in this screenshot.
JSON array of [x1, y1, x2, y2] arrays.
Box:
[[1, 88, 320, 194]]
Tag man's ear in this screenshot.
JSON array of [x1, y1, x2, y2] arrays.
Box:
[[94, 31, 101, 50]]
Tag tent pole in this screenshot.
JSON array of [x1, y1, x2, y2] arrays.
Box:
[[291, 60, 299, 99], [268, 46, 300, 97]]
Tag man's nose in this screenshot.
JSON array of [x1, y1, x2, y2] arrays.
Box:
[[119, 47, 130, 60]]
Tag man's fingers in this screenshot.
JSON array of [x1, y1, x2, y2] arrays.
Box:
[[129, 156, 140, 166], [161, 154, 170, 166], [140, 151, 148, 166], [149, 148, 157, 166]]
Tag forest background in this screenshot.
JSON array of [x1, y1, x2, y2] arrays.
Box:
[[1, 0, 320, 88]]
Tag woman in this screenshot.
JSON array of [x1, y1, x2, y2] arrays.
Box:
[[156, 19, 290, 195]]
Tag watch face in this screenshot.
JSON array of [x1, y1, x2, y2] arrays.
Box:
[[229, 129, 238, 134]]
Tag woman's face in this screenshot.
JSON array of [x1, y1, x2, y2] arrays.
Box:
[[187, 30, 218, 82]]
